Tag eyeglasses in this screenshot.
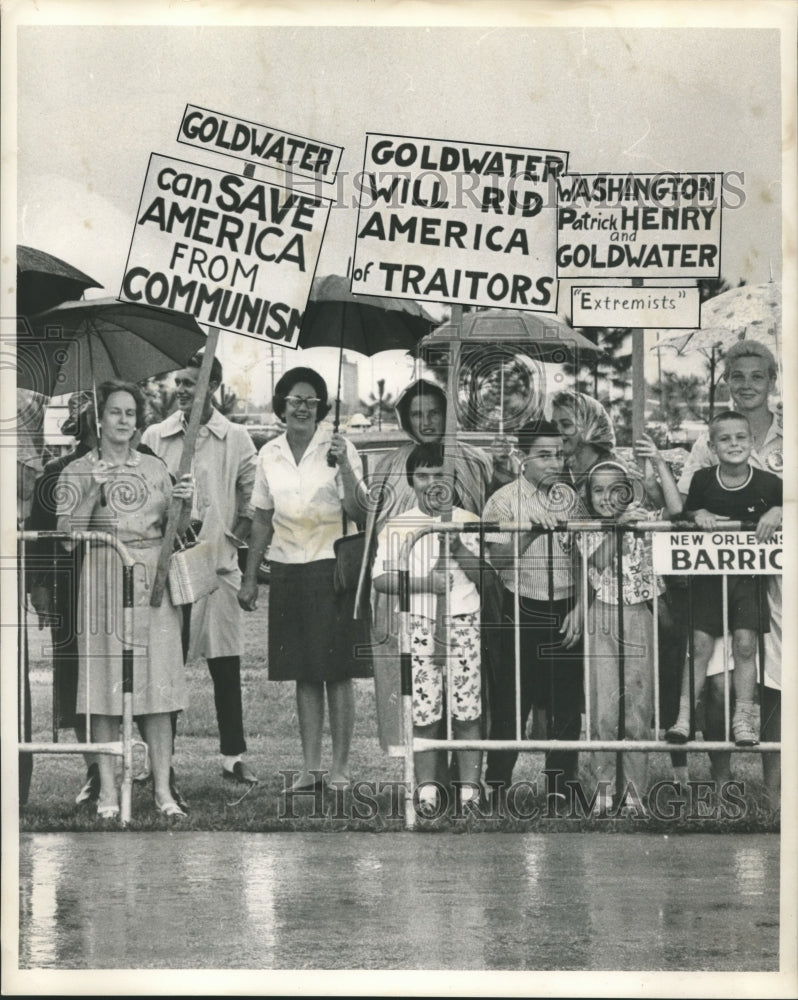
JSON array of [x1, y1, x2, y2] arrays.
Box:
[[285, 395, 321, 408]]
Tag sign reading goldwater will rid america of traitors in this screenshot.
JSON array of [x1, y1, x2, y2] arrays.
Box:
[[350, 133, 568, 311], [120, 153, 332, 346]]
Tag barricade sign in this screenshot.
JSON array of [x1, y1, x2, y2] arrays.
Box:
[[351, 132, 568, 311], [557, 172, 722, 278], [120, 152, 332, 347], [177, 104, 343, 183], [651, 529, 782, 574]]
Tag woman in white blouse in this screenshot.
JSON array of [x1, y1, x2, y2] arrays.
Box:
[[238, 368, 365, 790]]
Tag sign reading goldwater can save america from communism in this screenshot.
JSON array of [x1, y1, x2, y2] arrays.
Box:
[[350, 133, 568, 310], [176, 105, 343, 184], [120, 153, 332, 347]]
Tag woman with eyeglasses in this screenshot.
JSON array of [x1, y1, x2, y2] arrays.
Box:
[[238, 367, 365, 790]]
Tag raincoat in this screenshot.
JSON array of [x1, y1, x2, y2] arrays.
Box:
[[355, 378, 496, 751]]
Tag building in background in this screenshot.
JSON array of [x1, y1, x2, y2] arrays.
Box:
[[338, 357, 359, 417]]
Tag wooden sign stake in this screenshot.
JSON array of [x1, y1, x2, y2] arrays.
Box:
[[150, 326, 220, 607]]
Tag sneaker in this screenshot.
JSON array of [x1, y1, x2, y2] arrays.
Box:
[[733, 703, 760, 747], [665, 715, 691, 744], [457, 783, 483, 812], [417, 784, 439, 818], [75, 763, 100, 805]]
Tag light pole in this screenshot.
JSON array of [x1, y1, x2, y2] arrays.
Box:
[[377, 378, 385, 432]]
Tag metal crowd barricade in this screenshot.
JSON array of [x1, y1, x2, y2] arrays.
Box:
[[397, 519, 780, 830], [18, 529, 139, 825]]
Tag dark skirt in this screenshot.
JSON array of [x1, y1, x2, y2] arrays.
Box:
[[268, 560, 372, 682]]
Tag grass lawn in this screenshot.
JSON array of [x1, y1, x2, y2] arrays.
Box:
[[19, 596, 779, 834]]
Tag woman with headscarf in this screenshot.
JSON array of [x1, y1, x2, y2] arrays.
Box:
[[355, 377, 499, 752], [549, 390, 618, 491], [550, 389, 665, 506]]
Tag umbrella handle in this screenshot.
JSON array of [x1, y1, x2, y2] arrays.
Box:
[[93, 381, 107, 505], [328, 302, 346, 467]]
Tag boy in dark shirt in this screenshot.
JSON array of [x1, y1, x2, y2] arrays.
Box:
[[666, 411, 782, 746]]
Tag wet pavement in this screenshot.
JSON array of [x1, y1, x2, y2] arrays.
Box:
[[19, 832, 778, 970]]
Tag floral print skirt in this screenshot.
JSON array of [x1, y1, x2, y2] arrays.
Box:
[[409, 612, 481, 726]]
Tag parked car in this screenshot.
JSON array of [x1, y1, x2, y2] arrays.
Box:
[[669, 419, 708, 448], [245, 423, 283, 451]]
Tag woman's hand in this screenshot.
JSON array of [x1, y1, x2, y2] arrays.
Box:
[[238, 580, 259, 612], [634, 433, 663, 466], [91, 460, 112, 487], [172, 473, 195, 503], [328, 433, 351, 470]]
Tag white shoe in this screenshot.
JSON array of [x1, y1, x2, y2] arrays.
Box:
[[417, 784, 439, 817]]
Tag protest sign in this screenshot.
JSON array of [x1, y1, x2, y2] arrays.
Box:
[[557, 172, 723, 278], [351, 133, 567, 311], [651, 530, 782, 575], [119, 153, 332, 347], [177, 105, 342, 184], [571, 284, 700, 328]]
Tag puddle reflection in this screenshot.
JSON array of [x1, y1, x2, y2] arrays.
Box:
[[19, 833, 779, 971]]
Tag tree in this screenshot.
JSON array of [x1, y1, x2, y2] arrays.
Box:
[[561, 326, 635, 444], [139, 374, 238, 427], [695, 277, 746, 419], [139, 376, 174, 426], [649, 372, 707, 430], [360, 384, 397, 426]]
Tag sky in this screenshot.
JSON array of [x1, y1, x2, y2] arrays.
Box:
[[13, 18, 785, 405]]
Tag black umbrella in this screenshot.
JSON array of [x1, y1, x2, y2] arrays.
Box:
[[298, 273, 436, 435], [17, 245, 103, 317], [19, 297, 206, 398]]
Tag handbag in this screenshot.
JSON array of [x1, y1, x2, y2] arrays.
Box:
[[333, 512, 366, 595], [167, 527, 220, 605], [333, 512, 373, 678]]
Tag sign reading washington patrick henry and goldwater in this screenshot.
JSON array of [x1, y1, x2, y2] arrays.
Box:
[[120, 109, 341, 348], [556, 172, 723, 279], [351, 133, 568, 311]]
